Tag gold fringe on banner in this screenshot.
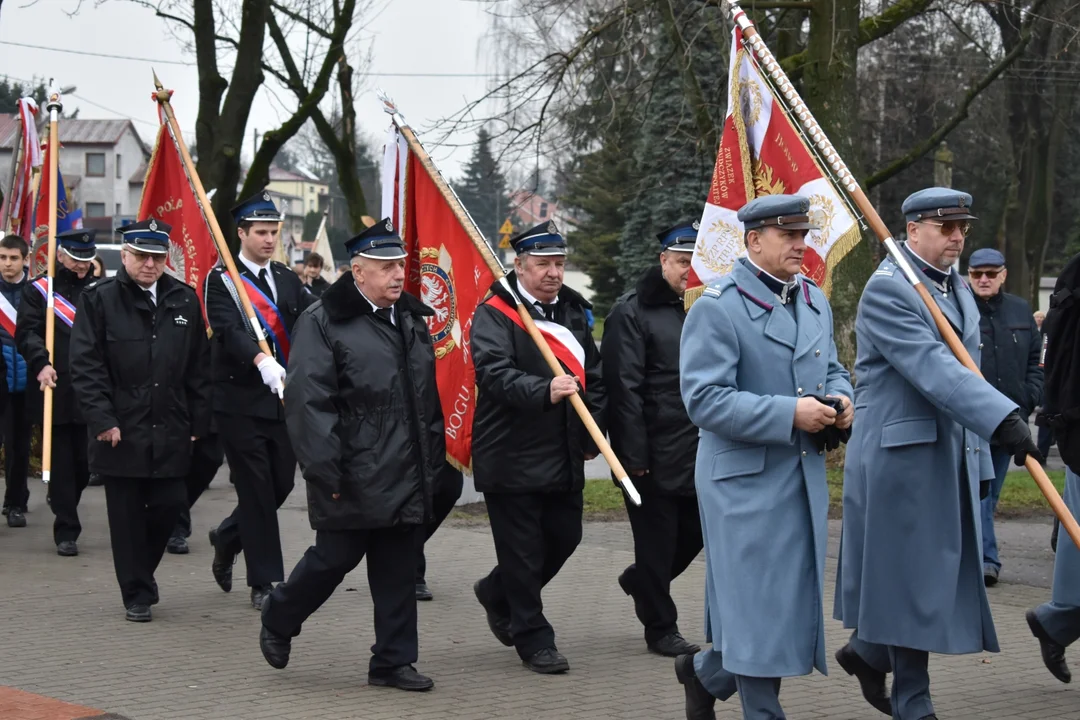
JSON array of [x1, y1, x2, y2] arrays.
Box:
[[820, 223, 864, 298]]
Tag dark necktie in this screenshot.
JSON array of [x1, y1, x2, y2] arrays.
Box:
[[254, 268, 274, 302], [375, 307, 394, 325], [144, 290, 156, 309], [535, 301, 555, 321]]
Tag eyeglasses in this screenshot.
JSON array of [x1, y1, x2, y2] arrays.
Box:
[[918, 220, 972, 237], [968, 268, 1003, 280]]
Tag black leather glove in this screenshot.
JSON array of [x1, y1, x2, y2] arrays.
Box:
[[992, 410, 1044, 467], [806, 395, 851, 453]]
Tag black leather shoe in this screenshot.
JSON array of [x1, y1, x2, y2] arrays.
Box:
[[835, 643, 893, 715], [523, 647, 569, 674], [209, 526, 234, 593], [251, 585, 272, 611], [125, 604, 152, 623], [368, 664, 434, 691], [674, 653, 716, 720], [56, 540, 78, 557], [415, 582, 433, 601], [259, 625, 291, 669], [473, 579, 513, 646], [1027, 609, 1071, 683], [6, 508, 26, 528], [918, 716, 938, 719], [167, 535, 189, 554], [649, 632, 702, 657]]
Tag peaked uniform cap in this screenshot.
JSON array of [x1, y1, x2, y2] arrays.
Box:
[[231, 189, 284, 224], [510, 221, 566, 256], [902, 187, 978, 222], [56, 228, 98, 260], [656, 221, 699, 252], [737, 195, 818, 231], [118, 218, 171, 254], [345, 218, 407, 260]]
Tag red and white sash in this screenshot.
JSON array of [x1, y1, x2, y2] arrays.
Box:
[[0, 293, 16, 338], [486, 294, 587, 389], [31, 278, 77, 328]]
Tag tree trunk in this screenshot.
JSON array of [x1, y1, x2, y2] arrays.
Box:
[[317, 56, 368, 233]]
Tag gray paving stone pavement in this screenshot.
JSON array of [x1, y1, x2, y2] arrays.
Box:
[[0, 464, 1078, 719]]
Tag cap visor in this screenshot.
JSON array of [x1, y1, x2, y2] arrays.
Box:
[[356, 247, 408, 260], [123, 242, 168, 255], [238, 215, 284, 225], [60, 246, 97, 261], [665, 245, 695, 253], [523, 248, 567, 256], [780, 222, 818, 231]]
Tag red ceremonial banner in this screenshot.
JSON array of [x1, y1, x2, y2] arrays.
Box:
[[400, 149, 495, 471], [138, 124, 218, 307]]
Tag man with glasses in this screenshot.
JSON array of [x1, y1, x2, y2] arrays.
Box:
[[71, 219, 211, 622], [967, 248, 1043, 586], [834, 188, 1041, 720]]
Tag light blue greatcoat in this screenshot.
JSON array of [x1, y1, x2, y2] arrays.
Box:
[[834, 245, 1017, 655], [680, 259, 852, 678]]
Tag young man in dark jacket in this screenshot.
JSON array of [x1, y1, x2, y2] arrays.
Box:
[[259, 219, 444, 692], [70, 219, 211, 622], [0, 234, 30, 528], [470, 221, 605, 675], [602, 221, 702, 657], [969, 247, 1044, 586]]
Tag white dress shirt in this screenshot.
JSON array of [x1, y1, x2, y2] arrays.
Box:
[[356, 283, 395, 326], [238, 251, 277, 303]]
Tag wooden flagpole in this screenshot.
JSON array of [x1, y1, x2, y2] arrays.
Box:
[[382, 98, 641, 506], [151, 73, 276, 366], [40, 83, 62, 484], [726, 0, 1080, 551], [1, 114, 24, 236]]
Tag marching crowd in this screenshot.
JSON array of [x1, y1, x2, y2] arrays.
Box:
[[0, 182, 1077, 720]]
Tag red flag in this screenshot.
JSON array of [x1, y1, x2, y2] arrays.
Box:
[[8, 98, 42, 237], [137, 124, 218, 306], [387, 132, 495, 471]]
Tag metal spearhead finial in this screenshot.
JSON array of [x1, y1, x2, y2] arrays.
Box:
[[45, 78, 63, 114]]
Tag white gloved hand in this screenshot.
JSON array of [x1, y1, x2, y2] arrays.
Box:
[[257, 356, 287, 399]]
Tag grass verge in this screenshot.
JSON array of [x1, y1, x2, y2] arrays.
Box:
[[451, 470, 1067, 524]]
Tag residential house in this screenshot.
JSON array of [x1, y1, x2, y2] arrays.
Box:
[[0, 116, 150, 233], [265, 188, 306, 263], [267, 165, 328, 218]]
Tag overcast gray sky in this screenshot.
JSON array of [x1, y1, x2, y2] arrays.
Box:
[[0, 0, 494, 177]]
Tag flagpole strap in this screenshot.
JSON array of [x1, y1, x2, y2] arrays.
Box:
[[220, 271, 267, 343]]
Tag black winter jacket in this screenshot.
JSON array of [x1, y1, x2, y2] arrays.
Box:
[[975, 290, 1043, 418], [284, 274, 445, 531], [471, 272, 605, 494], [204, 261, 315, 421], [602, 265, 697, 495], [17, 267, 95, 425], [70, 269, 211, 478]]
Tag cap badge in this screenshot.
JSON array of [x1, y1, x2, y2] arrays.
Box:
[[149, 218, 158, 232], [262, 191, 271, 202], [547, 221, 558, 235], [958, 196, 967, 208], [692, 221, 700, 231], [385, 219, 394, 232]]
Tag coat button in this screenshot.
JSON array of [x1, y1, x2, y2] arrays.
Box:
[[801, 451, 807, 456], [817, 383, 823, 390], [818, 450, 824, 455], [797, 387, 803, 395], [814, 349, 821, 356], [966, 446, 970, 452], [979, 343, 984, 349]]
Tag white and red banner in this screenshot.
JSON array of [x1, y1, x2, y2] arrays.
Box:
[[6, 98, 42, 237], [382, 124, 495, 472], [687, 29, 861, 302]]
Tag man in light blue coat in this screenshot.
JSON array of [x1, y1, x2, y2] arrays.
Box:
[[833, 188, 1041, 720], [675, 194, 853, 720]]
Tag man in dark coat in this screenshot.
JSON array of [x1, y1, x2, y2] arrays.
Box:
[[0, 234, 31, 528], [258, 219, 444, 692], [17, 228, 97, 556], [70, 219, 211, 622], [470, 221, 605, 674], [414, 464, 463, 601], [204, 190, 315, 610], [967, 247, 1044, 586], [603, 221, 702, 658]]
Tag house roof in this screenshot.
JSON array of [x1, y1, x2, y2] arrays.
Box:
[[0, 114, 16, 150], [129, 160, 148, 185], [269, 165, 323, 183], [0, 117, 148, 154]]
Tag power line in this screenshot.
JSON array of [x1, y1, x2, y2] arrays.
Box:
[[0, 39, 497, 77]]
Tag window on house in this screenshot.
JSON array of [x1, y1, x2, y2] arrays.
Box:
[[116, 154, 122, 179], [309, 185, 314, 193], [115, 203, 122, 216], [539, 202, 549, 218], [85, 203, 106, 218], [86, 153, 106, 177]]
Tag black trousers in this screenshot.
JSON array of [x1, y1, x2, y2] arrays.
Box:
[[50, 423, 89, 544], [215, 414, 295, 587], [415, 466, 464, 583], [103, 476, 187, 607], [172, 434, 225, 539], [2, 391, 32, 511], [622, 491, 703, 643], [475, 490, 583, 659], [263, 525, 422, 672]]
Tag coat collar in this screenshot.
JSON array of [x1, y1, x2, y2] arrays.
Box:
[[488, 271, 591, 322], [636, 265, 682, 307], [899, 242, 969, 337], [730, 260, 821, 356], [320, 272, 433, 323]]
